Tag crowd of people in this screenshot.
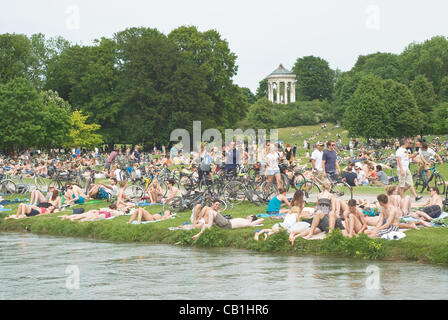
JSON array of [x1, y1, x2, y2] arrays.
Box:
[[1, 128, 447, 242]]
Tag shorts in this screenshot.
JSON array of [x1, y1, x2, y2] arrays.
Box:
[[421, 205, 442, 219], [97, 188, 109, 200], [267, 168, 280, 176], [378, 225, 400, 237], [26, 209, 40, 217], [398, 169, 413, 188], [74, 196, 85, 204]]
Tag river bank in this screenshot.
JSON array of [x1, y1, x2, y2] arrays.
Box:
[[2, 196, 448, 265]]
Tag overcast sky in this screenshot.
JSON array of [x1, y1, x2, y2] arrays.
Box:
[[1, 0, 448, 92]]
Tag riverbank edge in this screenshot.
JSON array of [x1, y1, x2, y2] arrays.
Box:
[[1, 214, 448, 266]]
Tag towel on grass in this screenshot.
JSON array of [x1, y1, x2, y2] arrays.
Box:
[[131, 216, 176, 224], [256, 213, 285, 218], [137, 202, 162, 206], [0, 208, 12, 212]]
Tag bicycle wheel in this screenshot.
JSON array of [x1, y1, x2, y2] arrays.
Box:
[[292, 173, 307, 190], [261, 181, 277, 201], [428, 173, 446, 195], [299, 181, 321, 202], [330, 181, 353, 201], [34, 176, 48, 192], [280, 173, 290, 192], [222, 180, 246, 202], [127, 185, 144, 199], [1, 179, 17, 194], [413, 172, 426, 194]]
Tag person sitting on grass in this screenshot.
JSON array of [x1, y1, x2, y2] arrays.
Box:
[[411, 187, 444, 222], [365, 194, 418, 239], [127, 208, 175, 224], [343, 199, 368, 238], [147, 178, 164, 204], [192, 200, 265, 240], [30, 186, 55, 206], [161, 179, 179, 205], [5, 203, 56, 219], [64, 183, 90, 206], [115, 181, 136, 211], [266, 187, 291, 214]]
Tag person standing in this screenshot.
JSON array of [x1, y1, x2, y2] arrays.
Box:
[[396, 138, 422, 201], [322, 140, 341, 182], [311, 142, 324, 180], [292, 144, 297, 159]]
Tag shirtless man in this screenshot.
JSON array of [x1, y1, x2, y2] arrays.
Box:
[[412, 187, 443, 222], [344, 199, 368, 238], [192, 200, 264, 240], [366, 194, 417, 239]]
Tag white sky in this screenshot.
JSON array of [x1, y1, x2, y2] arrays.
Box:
[[1, 0, 448, 93]]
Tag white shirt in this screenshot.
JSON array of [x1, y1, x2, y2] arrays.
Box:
[[419, 148, 436, 162], [114, 168, 122, 181], [311, 149, 323, 172], [266, 152, 279, 171], [396, 147, 410, 171]]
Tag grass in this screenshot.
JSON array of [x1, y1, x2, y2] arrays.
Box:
[[1, 192, 448, 266]]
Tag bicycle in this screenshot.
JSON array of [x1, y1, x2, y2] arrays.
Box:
[[0, 173, 17, 194], [413, 161, 446, 195]]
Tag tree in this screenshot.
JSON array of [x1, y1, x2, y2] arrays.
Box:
[[0, 78, 71, 151], [247, 98, 275, 129], [0, 33, 32, 84], [292, 56, 334, 101], [255, 78, 268, 100], [351, 52, 402, 82], [438, 76, 448, 103], [433, 103, 448, 134], [240, 87, 256, 104], [65, 110, 103, 149], [382, 79, 423, 138], [168, 26, 248, 128], [409, 75, 436, 114], [343, 75, 389, 139]]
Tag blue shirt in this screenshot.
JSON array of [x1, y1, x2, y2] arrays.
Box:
[[322, 150, 337, 173], [267, 196, 282, 213]]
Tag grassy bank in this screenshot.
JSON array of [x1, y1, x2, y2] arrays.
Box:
[[1, 195, 448, 266]]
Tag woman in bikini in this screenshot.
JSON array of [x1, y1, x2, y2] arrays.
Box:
[[60, 204, 123, 222], [127, 208, 174, 224], [6, 203, 56, 219]]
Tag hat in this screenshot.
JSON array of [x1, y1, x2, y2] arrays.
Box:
[[317, 141, 324, 146], [355, 162, 362, 169]]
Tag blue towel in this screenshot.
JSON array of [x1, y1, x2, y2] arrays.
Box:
[[0, 208, 12, 212], [137, 202, 162, 206]]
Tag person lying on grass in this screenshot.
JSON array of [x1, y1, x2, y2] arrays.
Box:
[[59, 204, 124, 222], [5, 203, 56, 219], [126, 208, 175, 224], [30, 186, 62, 210], [192, 200, 265, 240]]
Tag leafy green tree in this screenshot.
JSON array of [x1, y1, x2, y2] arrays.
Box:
[[255, 78, 268, 100], [351, 52, 402, 82], [343, 75, 389, 139], [240, 87, 256, 104], [0, 33, 32, 84], [65, 110, 103, 148], [382, 79, 423, 138], [168, 26, 248, 128], [332, 72, 363, 121], [292, 56, 334, 101], [438, 76, 448, 103], [409, 75, 436, 114], [399, 36, 448, 95], [247, 98, 275, 129], [433, 103, 448, 134]]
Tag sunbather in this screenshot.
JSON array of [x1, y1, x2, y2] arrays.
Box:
[[127, 208, 174, 224]]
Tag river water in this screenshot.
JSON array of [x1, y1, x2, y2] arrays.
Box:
[[1, 232, 447, 300]]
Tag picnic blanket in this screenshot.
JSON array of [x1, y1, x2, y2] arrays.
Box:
[[256, 213, 286, 218], [137, 202, 162, 206], [0, 198, 28, 206]]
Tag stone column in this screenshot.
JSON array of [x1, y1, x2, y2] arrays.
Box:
[[276, 81, 280, 104], [284, 81, 288, 104], [290, 81, 296, 103], [267, 81, 273, 102]]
